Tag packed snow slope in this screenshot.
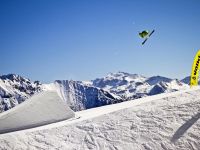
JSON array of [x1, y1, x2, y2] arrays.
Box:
[[0, 91, 75, 134], [0, 87, 200, 150]]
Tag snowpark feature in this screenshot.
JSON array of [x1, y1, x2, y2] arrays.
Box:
[[0, 91, 75, 134], [0, 87, 200, 149]]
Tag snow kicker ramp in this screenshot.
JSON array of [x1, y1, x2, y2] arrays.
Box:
[[0, 91, 75, 134]]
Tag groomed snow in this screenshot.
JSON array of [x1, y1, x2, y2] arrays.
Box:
[[0, 91, 75, 134], [0, 87, 200, 149]]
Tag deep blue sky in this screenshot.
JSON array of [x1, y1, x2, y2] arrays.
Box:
[[0, 0, 200, 83]]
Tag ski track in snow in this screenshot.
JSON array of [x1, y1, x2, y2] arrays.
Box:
[[1, 88, 200, 150]]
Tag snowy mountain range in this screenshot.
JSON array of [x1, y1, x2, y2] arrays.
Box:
[[92, 72, 189, 99], [0, 74, 42, 112], [0, 72, 190, 113]]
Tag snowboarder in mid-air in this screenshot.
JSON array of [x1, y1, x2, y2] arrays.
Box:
[[139, 29, 155, 45]]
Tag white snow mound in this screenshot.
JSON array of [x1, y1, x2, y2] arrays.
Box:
[[0, 87, 200, 150], [0, 91, 75, 134]]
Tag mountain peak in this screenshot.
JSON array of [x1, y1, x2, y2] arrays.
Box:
[[145, 76, 172, 85], [0, 74, 30, 82], [106, 71, 145, 79]]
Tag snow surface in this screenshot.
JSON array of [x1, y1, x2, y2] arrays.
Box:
[[0, 91, 75, 134], [0, 87, 200, 149]]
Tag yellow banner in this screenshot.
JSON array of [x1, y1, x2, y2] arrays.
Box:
[[190, 50, 200, 87]]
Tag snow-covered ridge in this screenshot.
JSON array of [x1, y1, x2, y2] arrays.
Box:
[[54, 80, 122, 111], [0, 72, 190, 113], [0, 74, 122, 112], [0, 74, 42, 112], [92, 72, 189, 99]]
